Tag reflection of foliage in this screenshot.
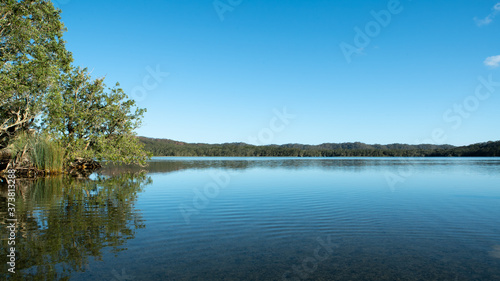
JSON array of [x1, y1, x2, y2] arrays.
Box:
[[103, 158, 417, 175], [0, 172, 151, 280]]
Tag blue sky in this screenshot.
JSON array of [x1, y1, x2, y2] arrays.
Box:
[[57, 0, 500, 146]]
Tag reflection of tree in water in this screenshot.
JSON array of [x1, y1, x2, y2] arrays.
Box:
[[102, 158, 418, 175], [0, 172, 152, 280]]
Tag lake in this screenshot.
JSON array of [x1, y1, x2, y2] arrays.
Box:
[[2, 157, 500, 280]]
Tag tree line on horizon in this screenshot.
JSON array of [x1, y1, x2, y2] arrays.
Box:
[[138, 137, 500, 157]]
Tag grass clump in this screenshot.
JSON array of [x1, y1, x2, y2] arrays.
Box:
[[9, 132, 65, 173]]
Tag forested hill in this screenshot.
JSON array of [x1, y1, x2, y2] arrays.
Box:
[[138, 137, 500, 157]]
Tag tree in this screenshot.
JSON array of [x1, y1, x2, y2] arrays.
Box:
[[0, 0, 72, 148], [0, 1, 150, 169], [44, 67, 151, 165]]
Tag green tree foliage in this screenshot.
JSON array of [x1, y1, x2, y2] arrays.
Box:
[[0, 1, 150, 168], [429, 141, 500, 157], [0, 0, 72, 148], [139, 137, 500, 157], [44, 67, 151, 165]]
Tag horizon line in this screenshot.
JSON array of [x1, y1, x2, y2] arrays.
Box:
[[137, 136, 500, 147]]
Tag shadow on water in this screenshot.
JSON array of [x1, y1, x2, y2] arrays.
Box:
[[0, 172, 152, 280]]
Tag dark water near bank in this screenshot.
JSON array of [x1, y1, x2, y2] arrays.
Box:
[[1, 157, 500, 280]]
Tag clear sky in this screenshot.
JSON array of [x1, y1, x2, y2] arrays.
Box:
[[56, 0, 500, 146]]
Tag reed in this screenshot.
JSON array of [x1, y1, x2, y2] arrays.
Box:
[[9, 132, 65, 173], [30, 135, 65, 173]]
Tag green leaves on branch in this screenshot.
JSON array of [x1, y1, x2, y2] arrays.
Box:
[[1, 0, 151, 167], [44, 67, 151, 165], [0, 0, 72, 147]]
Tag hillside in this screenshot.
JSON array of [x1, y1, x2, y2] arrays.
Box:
[[137, 137, 499, 157]]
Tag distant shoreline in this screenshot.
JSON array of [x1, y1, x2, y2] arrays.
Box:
[[139, 137, 500, 158]]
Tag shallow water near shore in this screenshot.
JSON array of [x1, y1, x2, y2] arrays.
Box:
[[2, 157, 500, 280]]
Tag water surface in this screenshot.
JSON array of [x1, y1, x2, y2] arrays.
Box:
[[2, 157, 500, 280]]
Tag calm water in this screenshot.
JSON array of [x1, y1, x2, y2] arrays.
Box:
[[1, 157, 500, 280]]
